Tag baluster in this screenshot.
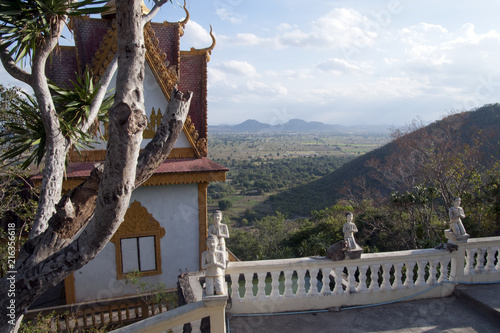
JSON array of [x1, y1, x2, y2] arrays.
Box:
[[465, 248, 477, 275], [427, 260, 439, 285], [415, 261, 426, 286], [404, 262, 416, 288], [496, 248, 500, 272], [230, 273, 240, 299], [192, 318, 202, 333], [369, 264, 380, 292], [485, 247, 498, 272], [380, 264, 392, 290], [283, 270, 294, 297], [346, 266, 357, 293], [475, 248, 487, 274], [320, 268, 332, 295], [333, 267, 345, 295], [393, 263, 404, 290], [270, 271, 281, 298], [295, 269, 307, 297], [356, 265, 369, 292], [309, 268, 320, 296], [438, 258, 450, 283], [244, 272, 255, 299], [257, 272, 268, 300]]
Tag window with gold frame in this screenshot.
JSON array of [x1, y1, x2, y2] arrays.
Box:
[[110, 201, 165, 280]]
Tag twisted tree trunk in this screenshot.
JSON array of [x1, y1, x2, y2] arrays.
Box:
[[0, 1, 192, 332]]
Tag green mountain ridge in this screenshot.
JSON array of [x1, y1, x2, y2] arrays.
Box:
[[271, 104, 500, 216]]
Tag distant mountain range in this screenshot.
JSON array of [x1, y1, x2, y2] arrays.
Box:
[[270, 104, 500, 216], [209, 119, 390, 135]]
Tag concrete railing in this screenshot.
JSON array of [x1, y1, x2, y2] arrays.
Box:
[[225, 237, 500, 314], [110, 295, 227, 333]]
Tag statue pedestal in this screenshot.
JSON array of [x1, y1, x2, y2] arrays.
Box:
[[326, 241, 363, 261], [444, 229, 469, 245], [345, 247, 363, 260]]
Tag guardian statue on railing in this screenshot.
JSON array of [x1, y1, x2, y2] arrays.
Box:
[[208, 210, 230, 265], [445, 197, 470, 245], [201, 235, 226, 296]]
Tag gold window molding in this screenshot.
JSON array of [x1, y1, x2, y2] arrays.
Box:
[[111, 200, 165, 280]]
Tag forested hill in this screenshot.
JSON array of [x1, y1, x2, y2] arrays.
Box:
[[271, 104, 500, 216]]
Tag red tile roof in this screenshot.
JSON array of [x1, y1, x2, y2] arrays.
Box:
[[32, 158, 228, 180]]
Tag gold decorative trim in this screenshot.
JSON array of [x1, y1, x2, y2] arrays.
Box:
[[183, 116, 204, 157], [111, 201, 166, 240], [58, 170, 226, 192], [111, 200, 165, 280], [90, 21, 178, 99], [90, 20, 118, 80], [143, 107, 164, 139], [142, 171, 226, 187], [64, 273, 76, 304], [144, 22, 178, 101], [198, 182, 208, 269], [168, 147, 196, 159], [180, 25, 216, 62]]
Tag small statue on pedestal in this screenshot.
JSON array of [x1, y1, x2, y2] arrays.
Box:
[[326, 212, 363, 261], [343, 212, 360, 250], [201, 235, 226, 296], [444, 197, 469, 245], [342, 212, 363, 259], [208, 210, 229, 263]]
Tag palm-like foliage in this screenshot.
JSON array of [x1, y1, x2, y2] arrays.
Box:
[[0, 0, 108, 63], [0, 69, 113, 168]]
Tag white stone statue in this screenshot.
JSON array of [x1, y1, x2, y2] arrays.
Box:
[[343, 212, 360, 251], [208, 210, 229, 255], [445, 197, 469, 244], [201, 235, 226, 296]]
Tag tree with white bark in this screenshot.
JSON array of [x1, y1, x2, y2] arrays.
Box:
[[0, 1, 193, 332]]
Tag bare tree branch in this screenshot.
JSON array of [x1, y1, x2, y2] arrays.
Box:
[[142, 0, 170, 24], [81, 56, 118, 133], [0, 43, 32, 85]]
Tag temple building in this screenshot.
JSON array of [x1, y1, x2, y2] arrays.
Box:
[[38, 2, 228, 304]]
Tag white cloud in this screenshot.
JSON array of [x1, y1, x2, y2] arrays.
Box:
[[215, 7, 245, 24], [246, 80, 288, 96], [316, 58, 360, 75], [181, 20, 212, 49], [213, 60, 258, 77], [217, 8, 381, 50], [277, 8, 379, 49]]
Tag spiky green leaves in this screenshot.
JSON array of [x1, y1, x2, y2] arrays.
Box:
[[0, 0, 108, 64], [0, 69, 113, 168]]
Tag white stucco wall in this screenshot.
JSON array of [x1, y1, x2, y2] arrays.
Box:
[[93, 63, 191, 150], [73, 183, 200, 302]]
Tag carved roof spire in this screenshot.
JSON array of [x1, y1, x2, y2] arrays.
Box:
[[163, 0, 190, 29]]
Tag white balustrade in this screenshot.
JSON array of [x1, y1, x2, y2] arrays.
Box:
[[224, 237, 500, 314]]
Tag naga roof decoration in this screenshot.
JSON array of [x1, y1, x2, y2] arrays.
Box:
[[163, 0, 190, 36], [181, 25, 216, 62]]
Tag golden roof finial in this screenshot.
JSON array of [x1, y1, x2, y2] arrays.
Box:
[[207, 25, 216, 55], [163, 0, 190, 28]]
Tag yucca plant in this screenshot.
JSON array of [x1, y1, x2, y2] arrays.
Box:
[[0, 68, 113, 168], [0, 0, 108, 64]]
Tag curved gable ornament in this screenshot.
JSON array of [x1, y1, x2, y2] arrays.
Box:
[[182, 25, 216, 62], [111, 200, 166, 242]]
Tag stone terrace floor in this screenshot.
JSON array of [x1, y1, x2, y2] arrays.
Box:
[[228, 284, 500, 333]]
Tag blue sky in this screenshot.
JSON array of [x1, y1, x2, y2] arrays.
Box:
[[3, 0, 500, 127]]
